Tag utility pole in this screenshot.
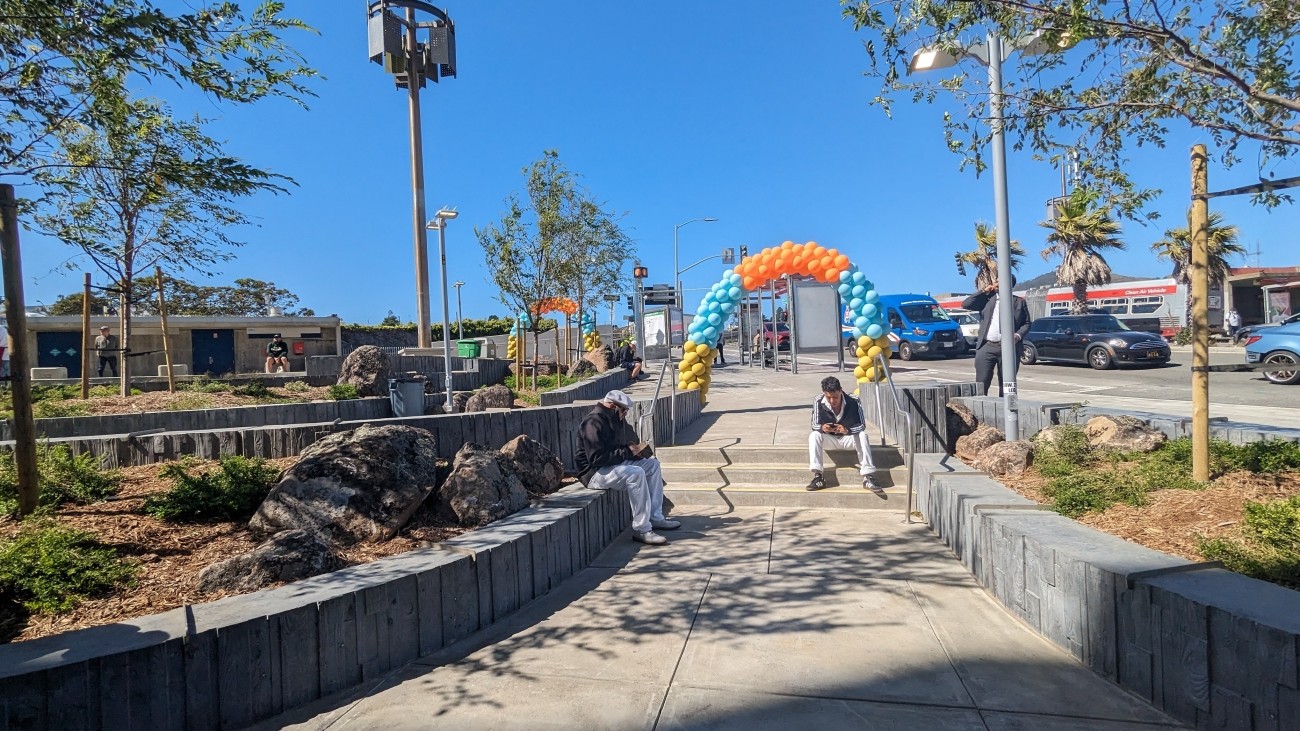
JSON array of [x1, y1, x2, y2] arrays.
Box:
[[1190, 145, 1210, 482], [1, 185, 40, 516]]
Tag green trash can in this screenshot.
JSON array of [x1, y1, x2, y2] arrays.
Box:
[[456, 339, 481, 358]]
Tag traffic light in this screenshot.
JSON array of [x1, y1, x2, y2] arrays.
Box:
[[626, 296, 634, 310], [954, 253, 967, 277], [739, 245, 749, 259]]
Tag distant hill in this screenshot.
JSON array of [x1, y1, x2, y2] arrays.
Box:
[[1017, 271, 1157, 290]]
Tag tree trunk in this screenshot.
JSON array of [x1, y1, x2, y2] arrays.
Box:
[[1072, 281, 1089, 314]]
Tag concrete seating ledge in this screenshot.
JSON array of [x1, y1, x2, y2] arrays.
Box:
[[0, 483, 632, 730], [913, 452, 1300, 731], [538, 369, 627, 406]]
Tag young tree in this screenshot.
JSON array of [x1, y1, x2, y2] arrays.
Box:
[[1039, 189, 1126, 313], [841, 0, 1300, 215], [476, 150, 635, 361], [1150, 212, 1244, 321], [959, 222, 1023, 290], [1, 0, 316, 179], [34, 94, 289, 394]]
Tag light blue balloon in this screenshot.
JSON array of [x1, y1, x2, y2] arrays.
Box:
[[866, 323, 884, 339], [862, 280, 874, 292], [852, 327, 864, 338], [720, 301, 735, 313], [862, 303, 878, 318], [708, 313, 721, 326], [851, 284, 865, 298], [863, 290, 879, 304], [849, 297, 864, 311], [728, 286, 741, 300], [704, 326, 717, 339], [838, 270, 852, 282], [854, 316, 869, 330], [852, 271, 866, 284], [729, 273, 742, 286], [697, 304, 709, 316], [707, 302, 720, 313], [838, 283, 852, 296]]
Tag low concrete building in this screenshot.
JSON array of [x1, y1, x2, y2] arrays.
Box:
[[22, 315, 342, 378], [1225, 265, 1300, 326]]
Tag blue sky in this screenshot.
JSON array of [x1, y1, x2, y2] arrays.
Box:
[[18, 1, 1299, 324]]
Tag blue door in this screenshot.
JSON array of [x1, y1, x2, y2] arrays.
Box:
[[36, 331, 83, 378], [191, 329, 235, 375]]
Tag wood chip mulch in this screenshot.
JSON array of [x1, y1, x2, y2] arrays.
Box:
[[59, 384, 336, 416], [999, 469, 1300, 563]]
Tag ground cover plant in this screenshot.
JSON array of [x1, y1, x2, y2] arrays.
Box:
[[0, 444, 122, 516], [143, 456, 281, 523], [0, 520, 136, 616], [503, 372, 584, 406]]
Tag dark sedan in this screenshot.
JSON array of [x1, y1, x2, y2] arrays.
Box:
[[1020, 314, 1171, 370]]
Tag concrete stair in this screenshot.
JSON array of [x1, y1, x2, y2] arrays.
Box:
[[657, 444, 910, 511]]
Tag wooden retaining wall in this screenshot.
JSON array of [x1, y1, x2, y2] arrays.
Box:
[[860, 381, 983, 453]]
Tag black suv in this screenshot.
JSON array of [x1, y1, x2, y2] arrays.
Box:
[[1021, 314, 1171, 369]]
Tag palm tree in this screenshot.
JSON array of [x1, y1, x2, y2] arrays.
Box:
[[959, 222, 1024, 290], [1039, 188, 1126, 313], [1150, 210, 1244, 285]]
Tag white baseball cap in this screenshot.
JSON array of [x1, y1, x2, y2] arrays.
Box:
[[603, 390, 633, 410]]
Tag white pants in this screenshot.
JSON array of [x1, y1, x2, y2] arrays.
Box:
[[588, 457, 666, 534], [808, 431, 876, 476]]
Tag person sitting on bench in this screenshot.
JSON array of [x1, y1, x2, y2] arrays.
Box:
[[613, 339, 643, 382], [806, 376, 878, 492]]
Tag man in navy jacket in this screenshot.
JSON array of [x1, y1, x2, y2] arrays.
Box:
[[807, 376, 878, 491]]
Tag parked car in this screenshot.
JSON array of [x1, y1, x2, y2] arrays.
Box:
[[876, 294, 965, 360], [762, 322, 790, 350], [1020, 314, 1170, 369], [1244, 321, 1300, 385], [948, 310, 981, 347], [1235, 312, 1300, 345]]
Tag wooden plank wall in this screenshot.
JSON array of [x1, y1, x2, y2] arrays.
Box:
[[860, 381, 981, 454]]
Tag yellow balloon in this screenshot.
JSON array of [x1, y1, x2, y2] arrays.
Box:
[[867, 345, 884, 358], [691, 362, 706, 376], [678, 360, 691, 372], [864, 366, 877, 382], [687, 381, 700, 390], [875, 336, 892, 349], [695, 343, 710, 357], [684, 340, 696, 352], [853, 365, 866, 379], [858, 335, 872, 349], [858, 355, 871, 368], [678, 380, 690, 390], [855, 347, 868, 358]]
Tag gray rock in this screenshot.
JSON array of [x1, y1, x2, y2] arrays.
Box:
[[250, 424, 439, 544], [955, 424, 1006, 462], [464, 383, 515, 412], [1085, 414, 1168, 453], [337, 345, 391, 397], [1034, 424, 1082, 449], [567, 358, 597, 378], [584, 345, 615, 372], [196, 530, 339, 594], [498, 435, 564, 495], [438, 442, 528, 527], [946, 401, 979, 453], [973, 440, 1034, 476]]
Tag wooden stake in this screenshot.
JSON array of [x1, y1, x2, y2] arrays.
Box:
[[81, 273, 91, 398], [156, 267, 176, 393], [1, 184, 40, 516], [1190, 144, 1210, 482]]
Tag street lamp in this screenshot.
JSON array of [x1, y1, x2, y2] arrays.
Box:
[[367, 0, 457, 349], [673, 218, 718, 309], [426, 207, 458, 412], [453, 280, 465, 338], [908, 31, 1054, 441]]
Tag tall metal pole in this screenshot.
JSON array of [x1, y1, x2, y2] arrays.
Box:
[[436, 219, 454, 412], [407, 6, 433, 349], [1190, 144, 1210, 482], [634, 274, 647, 360], [673, 224, 681, 310], [1, 184, 40, 516], [987, 33, 1020, 441], [454, 280, 464, 339]]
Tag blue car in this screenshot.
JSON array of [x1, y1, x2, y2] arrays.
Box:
[[1244, 321, 1300, 385]]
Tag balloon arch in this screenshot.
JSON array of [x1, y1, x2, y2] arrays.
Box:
[[678, 241, 891, 399]]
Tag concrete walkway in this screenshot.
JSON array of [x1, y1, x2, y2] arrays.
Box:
[[262, 358, 1186, 730]]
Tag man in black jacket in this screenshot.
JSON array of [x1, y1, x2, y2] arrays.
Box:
[[807, 376, 879, 491], [575, 390, 679, 545], [961, 277, 1032, 397]]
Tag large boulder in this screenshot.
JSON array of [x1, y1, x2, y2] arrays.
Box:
[[499, 435, 564, 496], [945, 401, 979, 454], [250, 424, 439, 544], [465, 383, 514, 412], [955, 424, 1005, 462], [196, 530, 338, 595], [567, 358, 597, 379], [438, 443, 528, 526], [1085, 415, 1168, 453], [337, 345, 391, 397], [973, 440, 1034, 476], [584, 345, 616, 373]]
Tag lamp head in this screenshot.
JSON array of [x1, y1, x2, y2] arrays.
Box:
[[908, 46, 961, 73], [435, 208, 458, 220]]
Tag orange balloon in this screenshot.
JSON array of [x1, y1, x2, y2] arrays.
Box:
[[743, 275, 757, 290], [761, 247, 774, 258], [790, 254, 803, 272], [804, 241, 818, 250], [834, 254, 849, 269], [826, 248, 839, 259], [774, 257, 787, 273], [757, 263, 769, 277], [790, 242, 805, 255], [825, 268, 839, 282], [781, 240, 794, 251]]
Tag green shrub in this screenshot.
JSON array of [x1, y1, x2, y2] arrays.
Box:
[[502, 373, 578, 393], [0, 444, 121, 515], [328, 384, 360, 400], [181, 377, 230, 394], [143, 456, 280, 522], [283, 380, 311, 393], [0, 520, 136, 613], [87, 385, 140, 397], [1200, 495, 1300, 589], [1032, 425, 1093, 477], [1173, 327, 1193, 345], [165, 393, 213, 411], [232, 379, 271, 398], [33, 400, 90, 419], [1042, 468, 1149, 518]]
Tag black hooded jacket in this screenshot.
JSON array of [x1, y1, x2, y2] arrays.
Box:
[[575, 403, 638, 485]]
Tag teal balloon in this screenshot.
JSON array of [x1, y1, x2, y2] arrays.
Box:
[[851, 285, 865, 298], [866, 323, 884, 339], [708, 313, 721, 325], [728, 286, 741, 300], [838, 283, 852, 296], [863, 290, 879, 304], [849, 297, 864, 311], [862, 303, 878, 318], [729, 273, 742, 286], [854, 316, 869, 330], [852, 327, 864, 338], [720, 301, 735, 313], [838, 270, 852, 282], [704, 326, 717, 339], [852, 271, 866, 284], [708, 301, 721, 313]]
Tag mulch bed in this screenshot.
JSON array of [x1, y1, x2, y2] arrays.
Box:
[[1, 457, 578, 645], [999, 469, 1300, 563], [41, 384, 336, 415]]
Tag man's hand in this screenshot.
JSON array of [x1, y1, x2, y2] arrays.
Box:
[[822, 423, 846, 435], [984, 283, 998, 294]]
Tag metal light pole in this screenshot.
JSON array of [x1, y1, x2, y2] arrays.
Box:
[[367, 1, 457, 349], [673, 218, 718, 309], [453, 280, 465, 339], [426, 208, 458, 412]]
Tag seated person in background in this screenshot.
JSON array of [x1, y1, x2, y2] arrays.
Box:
[[807, 376, 878, 492], [613, 339, 643, 381], [265, 334, 290, 373]]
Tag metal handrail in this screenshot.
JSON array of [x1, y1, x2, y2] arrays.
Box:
[[639, 359, 672, 448], [871, 352, 917, 524]]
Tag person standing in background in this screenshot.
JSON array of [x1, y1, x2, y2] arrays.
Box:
[[961, 277, 1031, 397], [95, 326, 119, 377], [1226, 308, 1242, 342]]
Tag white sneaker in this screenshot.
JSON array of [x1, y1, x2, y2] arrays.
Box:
[[651, 519, 681, 531], [633, 531, 669, 546]]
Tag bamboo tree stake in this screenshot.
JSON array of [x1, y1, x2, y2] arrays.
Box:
[[1190, 144, 1210, 483], [155, 267, 176, 393]]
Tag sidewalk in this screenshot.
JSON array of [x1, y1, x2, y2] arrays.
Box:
[[262, 361, 1186, 730]]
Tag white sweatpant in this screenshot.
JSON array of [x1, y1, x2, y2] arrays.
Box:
[[587, 457, 666, 534], [808, 430, 876, 476]]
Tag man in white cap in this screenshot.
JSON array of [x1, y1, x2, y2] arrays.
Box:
[[575, 389, 679, 545], [94, 326, 118, 377]]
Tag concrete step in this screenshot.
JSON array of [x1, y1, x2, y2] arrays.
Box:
[[656, 444, 905, 469], [662, 465, 912, 511], [661, 464, 904, 488]]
